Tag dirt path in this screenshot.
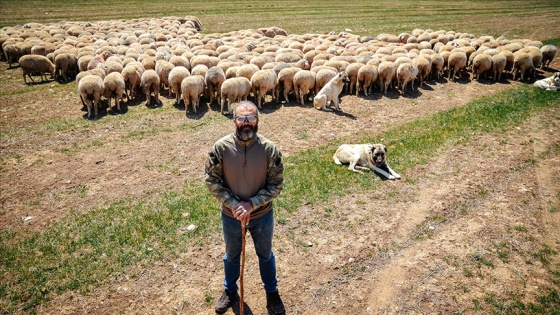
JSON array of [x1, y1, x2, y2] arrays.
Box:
[[38, 106, 560, 315]]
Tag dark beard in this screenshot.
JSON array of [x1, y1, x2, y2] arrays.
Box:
[[236, 124, 258, 141]]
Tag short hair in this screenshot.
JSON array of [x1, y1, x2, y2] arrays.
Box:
[[234, 101, 259, 117]]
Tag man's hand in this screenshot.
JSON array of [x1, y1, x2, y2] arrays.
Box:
[[233, 201, 253, 226]]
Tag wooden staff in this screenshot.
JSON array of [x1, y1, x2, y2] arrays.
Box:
[[240, 222, 246, 315]]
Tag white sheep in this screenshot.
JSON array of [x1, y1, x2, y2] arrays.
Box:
[[377, 61, 395, 94], [356, 64, 378, 97], [413, 56, 431, 87], [277, 66, 301, 103], [155, 59, 175, 95], [396, 62, 418, 94], [471, 53, 492, 81], [540, 45, 557, 69], [235, 63, 260, 80], [103, 72, 126, 113], [512, 51, 534, 81], [121, 64, 143, 102], [141, 69, 162, 106], [314, 71, 349, 111], [18, 54, 55, 85], [491, 53, 507, 82], [292, 70, 316, 105], [78, 74, 105, 118], [167, 66, 191, 105], [205, 66, 226, 105], [430, 53, 444, 80], [220, 77, 252, 114], [447, 50, 467, 81], [181, 75, 206, 114], [54, 52, 78, 82], [344, 62, 364, 95], [251, 69, 278, 108]]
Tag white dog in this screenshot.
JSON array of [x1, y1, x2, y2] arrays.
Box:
[[314, 71, 349, 111], [333, 143, 401, 180], [534, 72, 560, 90]]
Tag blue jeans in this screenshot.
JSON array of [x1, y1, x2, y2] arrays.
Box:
[[221, 209, 278, 293]]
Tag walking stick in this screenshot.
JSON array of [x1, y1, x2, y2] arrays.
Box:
[[240, 222, 246, 315]]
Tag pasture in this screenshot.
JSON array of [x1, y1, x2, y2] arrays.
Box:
[[1, 1, 560, 314]]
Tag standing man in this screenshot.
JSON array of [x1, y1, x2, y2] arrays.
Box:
[[204, 101, 286, 315]]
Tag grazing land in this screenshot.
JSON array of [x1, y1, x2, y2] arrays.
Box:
[[1, 1, 559, 314]]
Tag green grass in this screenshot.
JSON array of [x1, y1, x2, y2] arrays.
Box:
[[1, 84, 558, 313], [0, 0, 559, 40]]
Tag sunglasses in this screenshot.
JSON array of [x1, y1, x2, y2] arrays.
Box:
[[234, 115, 258, 123]]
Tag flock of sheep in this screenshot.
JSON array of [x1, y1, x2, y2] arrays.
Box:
[[1, 15, 557, 118]]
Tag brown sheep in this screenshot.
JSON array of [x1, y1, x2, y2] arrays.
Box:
[[19, 54, 55, 84], [251, 69, 278, 108], [181, 75, 206, 114], [205, 66, 226, 105]]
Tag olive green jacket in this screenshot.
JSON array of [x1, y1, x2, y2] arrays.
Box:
[[204, 133, 284, 219]]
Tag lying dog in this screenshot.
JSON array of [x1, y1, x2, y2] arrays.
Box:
[[534, 72, 560, 91], [314, 71, 349, 111], [333, 143, 401, 180]]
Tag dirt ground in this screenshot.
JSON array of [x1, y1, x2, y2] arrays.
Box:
[[1, 50, 559, 314]]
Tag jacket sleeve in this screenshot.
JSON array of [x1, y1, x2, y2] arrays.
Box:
[[204, 142, 240, 210], [249, 143, 284, 209]]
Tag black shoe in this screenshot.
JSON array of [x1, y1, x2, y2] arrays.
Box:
[[215, 290, 239, 314], [266, 291, 285, 315]]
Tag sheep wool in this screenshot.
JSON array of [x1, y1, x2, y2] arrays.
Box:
[[19, 54, 55, 84]]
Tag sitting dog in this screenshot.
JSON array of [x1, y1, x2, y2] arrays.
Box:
[[314, 71, 349, 111], [534, 72, 560, 91], [333, 143, 401, 180]]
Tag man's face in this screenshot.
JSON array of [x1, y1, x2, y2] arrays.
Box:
[[234, 105, 259, 141]]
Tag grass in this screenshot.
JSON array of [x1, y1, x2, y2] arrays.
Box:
[[1, 84, 558, 313], [0, 0, 559, 40]]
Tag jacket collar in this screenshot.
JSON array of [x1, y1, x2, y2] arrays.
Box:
[[233, 132, 257, 147]]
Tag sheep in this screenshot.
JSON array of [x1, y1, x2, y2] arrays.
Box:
[[121, 64, 142, 102], [78, 74, 105, 118], [141, 69, 162, 106], [205, 66, 226, 105], [447, 50, 467, 81], [344, 62, 364, 94], [167, 66, 190, 105], [540, 45, 557, 69], [155, 59, 175, 95], [396, 62, 418, 94], [491, 53, 507, 82], [4, 44, 22, 68], [220, 77, 252, 114], [54, 52, 78, 82], [235, 63, 260, 80], [103, 72, 126, 113], [250, 69, 278, 108], [512, 51, 534, 81], [314, 68, 338, 94], [277, 66, 301, 103], [430, 53, 444, 80], [181, 75, 206, 114], [413, 56, 431, 87], [377, 60, 395, 94], [356, 64, 378, 97], [313, 71, 349, 111], [471, 53, 492, 81], [292, 69, 316, 105], [18, 54, 55, 85]]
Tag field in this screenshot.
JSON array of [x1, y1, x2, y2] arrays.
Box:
[[1, 1, 560, 314]]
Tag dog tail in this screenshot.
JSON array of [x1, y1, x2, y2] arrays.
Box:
[[333, 154, 342, 165]]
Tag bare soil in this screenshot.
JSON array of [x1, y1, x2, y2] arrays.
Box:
[[1, 55, 559, 314]]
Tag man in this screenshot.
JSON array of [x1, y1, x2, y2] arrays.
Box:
[[204, 101, 285, 315]]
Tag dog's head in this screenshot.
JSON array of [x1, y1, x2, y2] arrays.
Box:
[[553, 72, 560, 86], [339, 71, 350, 83], [370, 144, 387, 167]]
